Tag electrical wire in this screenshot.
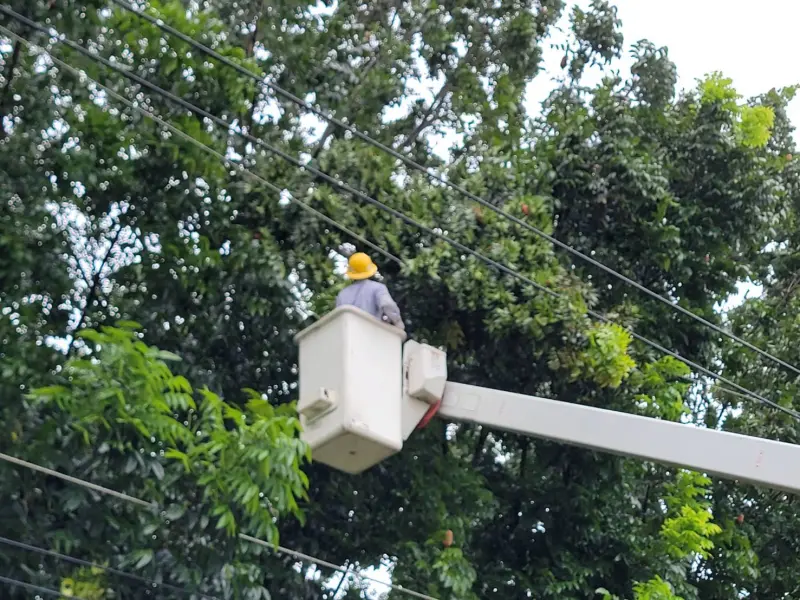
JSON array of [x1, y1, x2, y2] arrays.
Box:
[[0, 25, 401, 269], [0, 535, 221, 600], [714, 386, 764, 403], [241, 534, 436, 600], [1, 7, 797, 421], [1, 18, 787, 599], [0, 451, 155, 508], [0, 451, 440, 600], [108, 0, 800, 381], [0, 574, 90, 599]]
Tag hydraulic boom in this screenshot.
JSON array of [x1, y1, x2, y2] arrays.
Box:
[[295, 307, 800, 494], [439, 381, 800, 494]]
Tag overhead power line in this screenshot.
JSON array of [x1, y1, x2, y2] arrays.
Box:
[[0, 451, 154, 508], [240, 534, 436, 600], [0, 574, 90, 599], [0, 535, 221, 600], [0, 30, 400, 269], [0, 450, 440, 600], [109, 0, 800, 381], [1, 9, 797, 421]]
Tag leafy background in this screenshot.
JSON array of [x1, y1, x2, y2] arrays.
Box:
[[2, 0, 800, 598]]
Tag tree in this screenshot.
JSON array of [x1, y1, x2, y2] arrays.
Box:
[[1, 324, 310, 597], [2, 0, 799, 598]]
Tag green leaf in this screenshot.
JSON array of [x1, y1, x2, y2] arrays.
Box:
[[164, 448, 190, 471], [154, 350, 182, 362], [150, 461, 165, 481], [30, 385, 67, 397], [133, 550, 154, 570], [164, 504, 187, 521]]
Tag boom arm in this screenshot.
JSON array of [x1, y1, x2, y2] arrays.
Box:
[[438, 382, 800, 494], [295, 308, 800, 492]]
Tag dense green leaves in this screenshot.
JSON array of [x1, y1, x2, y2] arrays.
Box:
[[3, 0, 800, 598], [8, 326, 310, 596]]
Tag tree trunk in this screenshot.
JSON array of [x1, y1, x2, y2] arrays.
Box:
[[311, 57, 379, 159], [472, 426, 489, 466]]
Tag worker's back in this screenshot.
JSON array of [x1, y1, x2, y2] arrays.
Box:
[[336, 279, 404, 329], [336, 279, 388, 319]]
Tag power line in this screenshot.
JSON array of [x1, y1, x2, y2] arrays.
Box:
[[1, 21, 785, 600], [0, 450, 440, 600], [108, 0, 800, 381], [0, 451, 155, 508], [1, 8, 797, 421], [0, 535, 221, 600], [241, 534, 436, 600], [0, 574, 90, 599], [0, 26, 401, 270], [714, 386, 762, 403]]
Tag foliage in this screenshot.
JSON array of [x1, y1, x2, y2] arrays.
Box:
[[2, 0, 800, 598], [660, 471, 721, 561], [60, 567, 107, 600], [550, 322, 638, 388], [633, 576, 683, 600], [31, 324, 309, 540], [699, 72, 776, 148], [5, 325, 309, 597]]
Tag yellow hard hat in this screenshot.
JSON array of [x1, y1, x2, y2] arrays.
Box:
[[346, 252, 378, 280]]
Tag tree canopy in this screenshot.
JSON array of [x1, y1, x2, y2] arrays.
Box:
[[2, 0, 800, 598]]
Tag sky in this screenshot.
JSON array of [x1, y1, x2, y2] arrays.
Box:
[[526, 0, 800, 130], [340, 2, 797, 596], [554, 0, 800, 308]]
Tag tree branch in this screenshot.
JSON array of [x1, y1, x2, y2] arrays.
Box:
[[311, 57, 380, 159], [0, 40, 22, 139], [315, 7, 437, 157], [519, 440, 529, 478], [396, 80, 450, 151], [242, 0, 265, 134], [641, 483, 652, 520], [472, 426, 489, 467], [66, 225, 124, 355], [331, 561, 350, 598], [67, 241, 95, 292]]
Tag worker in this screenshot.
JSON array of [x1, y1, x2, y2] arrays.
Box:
[[336, 252, 405, 330]]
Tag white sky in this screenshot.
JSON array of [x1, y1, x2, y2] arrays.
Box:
[[422, 0, 800, 174], [527, 0, 800, 135]]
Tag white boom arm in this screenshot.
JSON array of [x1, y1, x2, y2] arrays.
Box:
[[295, 307, 800, 492], [438, 382, 800, 494]]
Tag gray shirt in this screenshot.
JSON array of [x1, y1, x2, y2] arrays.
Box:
[[336, 279, 405, 330]]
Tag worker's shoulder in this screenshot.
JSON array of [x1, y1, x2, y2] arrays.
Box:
[[365, 279, 389, 291]]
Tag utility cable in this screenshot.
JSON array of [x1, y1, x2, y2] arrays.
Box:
[[0, 451, 155, 508], [1, 8, 797, 421], [0, 23, 401, 269], [0, 451, 441, 600], [109, 0, 800, 380], [0, 574, 90, 599], [0, 535, 221, 600], [240, 534, 435, 600]]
